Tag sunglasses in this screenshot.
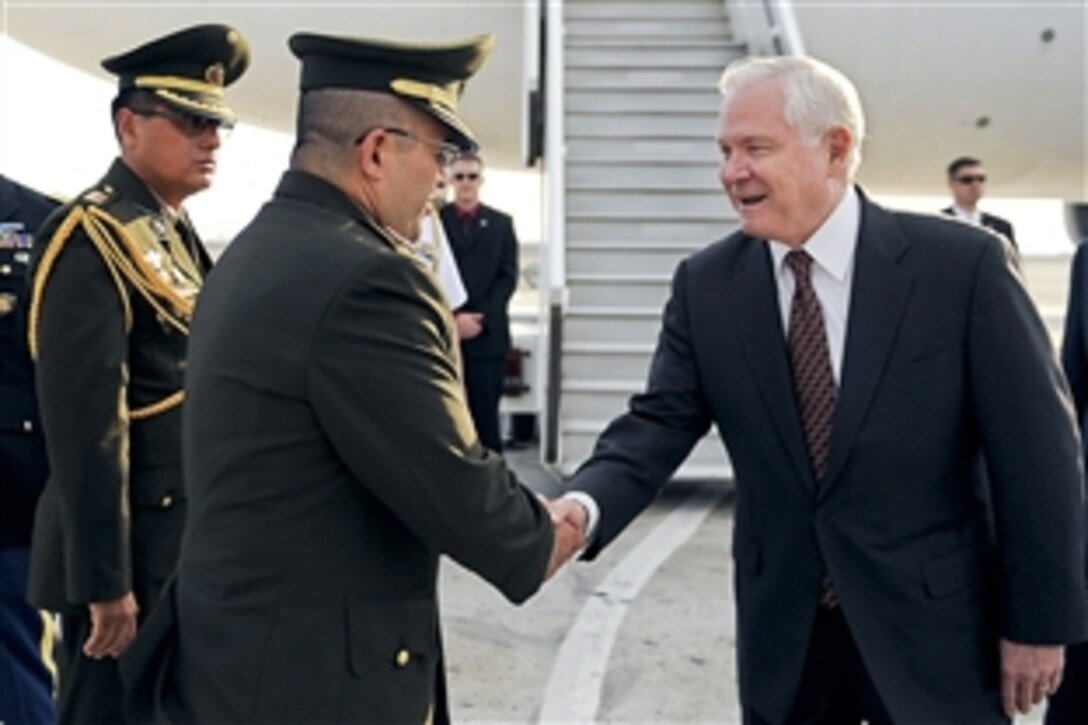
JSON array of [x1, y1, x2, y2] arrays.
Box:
[[955, 174, 986, 184], [452, 172, 480, 182], [133, 107, 234, 138]]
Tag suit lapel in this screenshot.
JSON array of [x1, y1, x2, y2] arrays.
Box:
[[727, 237, 815, 492], [444, 205, 487, 253], [820, 198, 913, 494]]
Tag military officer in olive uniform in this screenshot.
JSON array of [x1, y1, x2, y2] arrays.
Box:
[[1, 174, 59, 724], [25, 24, 249, 723], [120, 32, 581, 724]]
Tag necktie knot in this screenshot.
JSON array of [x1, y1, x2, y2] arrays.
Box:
[[785, 249, 813, 281]]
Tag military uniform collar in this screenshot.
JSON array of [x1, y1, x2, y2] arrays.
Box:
[[274, 169, 403, 250], [102, 158, 173, 218]]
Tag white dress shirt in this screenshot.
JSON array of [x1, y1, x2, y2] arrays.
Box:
[[767, 186, 861, 384], [950, 204, 983, 227], [415, 209, 468, 310]]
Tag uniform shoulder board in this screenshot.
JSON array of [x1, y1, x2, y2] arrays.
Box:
[[81, 184, 115, 207]]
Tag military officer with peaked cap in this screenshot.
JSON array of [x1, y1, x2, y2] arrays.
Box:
[[120, 32, 580, 723], [25, 23, 248, 723]]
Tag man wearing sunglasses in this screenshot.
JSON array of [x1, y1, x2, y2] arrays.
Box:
[[441, 153, 520, 452], [24, 24, 248, 723], [942, 156, 1017, 250]]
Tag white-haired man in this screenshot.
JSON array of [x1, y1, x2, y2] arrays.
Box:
[[552, 55, 1085, 724]]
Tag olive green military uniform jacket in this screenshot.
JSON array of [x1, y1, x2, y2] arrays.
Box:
[[120, 170, 554, 724], [26, 159, 209, 615]]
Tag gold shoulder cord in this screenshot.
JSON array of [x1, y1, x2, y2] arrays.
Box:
[[28, 204, 194, 420]]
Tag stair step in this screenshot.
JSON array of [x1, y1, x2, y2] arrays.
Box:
[[567, 45, 739, 69], [563, 346, 656, 380], [566, 37, 742, 50], [567, 245, 691, 274], [567, 112, 720, 138], [566, 209, 735, 224], [564, 341, 656, 354], [566, 137, 719, 162], [566, 189, 730, 216], [566, 16, 728, 37], [567, 219, 737, 243], [565, 309, 664, 346], [567, 163, 721, 190], [565, 1, 730, 21], [565, 66, 723, 90], [567, 276, 673, 308], [566, 89, 723, 114]]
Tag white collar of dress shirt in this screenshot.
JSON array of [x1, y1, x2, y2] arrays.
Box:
[[951, 204, 982, 225], [768, 185, 860, 283]]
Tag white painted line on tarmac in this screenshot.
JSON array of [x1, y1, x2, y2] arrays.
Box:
[[538, 483, 727, 724]]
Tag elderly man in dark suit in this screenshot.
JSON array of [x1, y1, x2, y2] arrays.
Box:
[[25, 25, 247, 723], [441, 153, 519, 451], [1051, 242, 1088, 724], [120, 32, 580, 724], [551, 55, 1084, 723], [941, 155, 1017, 249]]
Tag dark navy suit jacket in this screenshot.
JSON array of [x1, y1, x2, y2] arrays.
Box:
[[1060, 242, 1088, 582]]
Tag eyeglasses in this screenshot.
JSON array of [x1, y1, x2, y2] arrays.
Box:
[[133, 107, 234, 138], [355, 127, 460, 167], [954, 174, 986, 184], [452, 172, 480, 182]]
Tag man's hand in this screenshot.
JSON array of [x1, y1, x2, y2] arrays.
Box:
[[999, 638, 1064, 718], [542, 497, 589, 579], [455, 311, 484, 340], [84, 593, 138, 659], [549, 496, 589, 536]]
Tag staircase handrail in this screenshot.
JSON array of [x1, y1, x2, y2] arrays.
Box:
[[726, 0, 806, 56]]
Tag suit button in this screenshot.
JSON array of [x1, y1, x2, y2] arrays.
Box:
[[159, 494, 174, 509], [22, 420, 34, 433], [395, 649, 411, 667], [1, 264, 11, 275]]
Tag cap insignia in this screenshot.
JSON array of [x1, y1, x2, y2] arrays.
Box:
[[205, 63, 226, 87], [390, 78, 459, 113]]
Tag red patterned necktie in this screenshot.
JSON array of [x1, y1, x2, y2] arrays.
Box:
[[785, 249, 836, 483]]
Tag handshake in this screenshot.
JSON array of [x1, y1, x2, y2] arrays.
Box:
[[542, 496, 591, 580]]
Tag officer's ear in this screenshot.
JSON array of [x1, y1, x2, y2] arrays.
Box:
[[115, 108, 140, 151], [355, 127, 388, 180]]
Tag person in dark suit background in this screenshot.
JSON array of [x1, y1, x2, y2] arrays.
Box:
[[1, 174, 58, 724], [550, 55, 1084, 723], [24, 25, 248, 723], [942, 155, 1017, 249], [1051, 241, 1088, 724], [441, 152, 519, 451], [119, 32, 580, 724]]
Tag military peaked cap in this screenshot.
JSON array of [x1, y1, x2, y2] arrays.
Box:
[[288, 32, 495, 150], [102, 23, 250, 123]]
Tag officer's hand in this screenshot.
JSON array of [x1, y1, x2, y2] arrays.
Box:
[[84, 593, 139, 659], [543, 497, 588, 579]]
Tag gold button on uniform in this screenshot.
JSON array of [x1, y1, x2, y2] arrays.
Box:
[[160, 494, 174, 508], [395, 649, 411, 667]]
